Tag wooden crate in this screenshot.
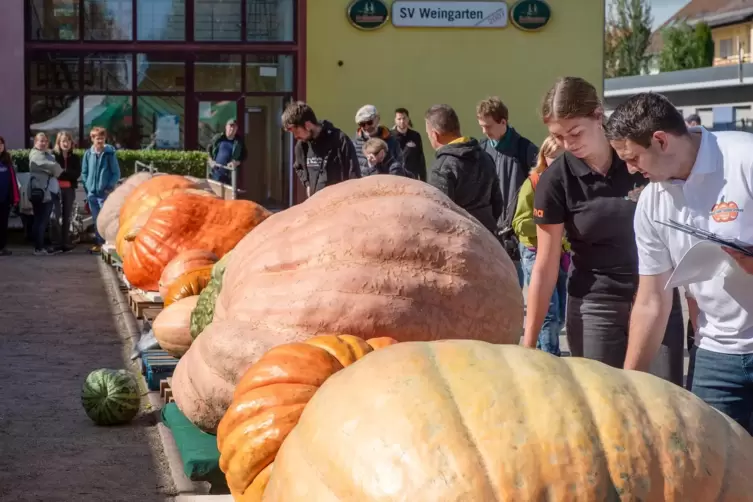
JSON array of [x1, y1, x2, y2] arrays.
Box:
[[128, 291, 163, 319], [160, 377, 174, 404], [142, 350, 179, 391]]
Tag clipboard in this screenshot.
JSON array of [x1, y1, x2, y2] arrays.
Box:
[[655, 219, 753, 257]]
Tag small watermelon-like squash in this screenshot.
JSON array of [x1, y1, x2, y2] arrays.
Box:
[[81, 369, 141, 426]]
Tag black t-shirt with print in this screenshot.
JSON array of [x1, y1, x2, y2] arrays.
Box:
[[533, 150, 648, 301]]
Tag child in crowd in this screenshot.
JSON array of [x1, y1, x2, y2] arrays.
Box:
[[362, 138, 407, 177]]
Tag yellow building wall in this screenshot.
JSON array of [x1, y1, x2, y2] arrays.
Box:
[[711, 23, 751, 60], [305, 0, 604, 163]]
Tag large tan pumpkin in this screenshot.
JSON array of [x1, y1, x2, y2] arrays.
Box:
[[97, 172, 153, 245], [152, 296, 199, 358], [116, 175, 200, 259], [264, 341, 753, 501], [172, 176, 523, 432]]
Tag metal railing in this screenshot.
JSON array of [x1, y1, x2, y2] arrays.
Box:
[[134, 161, 158, 174], [205, 160, 239, 200]]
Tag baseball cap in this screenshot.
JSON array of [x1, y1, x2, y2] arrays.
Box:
[[355, 105, 378, 124]]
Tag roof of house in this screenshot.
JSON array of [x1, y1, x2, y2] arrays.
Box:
[[646, 0, 752, 55]]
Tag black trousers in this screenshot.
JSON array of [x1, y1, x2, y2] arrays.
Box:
[[0, 203, 9, 250]]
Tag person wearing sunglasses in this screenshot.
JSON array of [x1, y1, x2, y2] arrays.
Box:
[[352, 105, 406, 177]]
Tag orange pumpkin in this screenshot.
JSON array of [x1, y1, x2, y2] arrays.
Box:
[[159, 250, 218, 298], [116, 175, 202, 259], [97, 172, 153, 245], [172, 176, 522, 432], [265, 341, 753, 501], [217, 334, 398, 501], [164, 266, 213, 307], [152, 296, 200, 358], [123, 192, 270, 291], [712, 197, 740, 223]]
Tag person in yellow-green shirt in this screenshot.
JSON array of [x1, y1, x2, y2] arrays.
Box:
[[512, 136, 570, 355]]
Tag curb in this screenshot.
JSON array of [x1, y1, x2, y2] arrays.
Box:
[[99, 259, 210, 496]]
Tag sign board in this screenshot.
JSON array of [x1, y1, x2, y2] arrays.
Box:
[[392, 1, 507, 28], [347, 0, 390, 30], [155, 114, 180, 149], [510, 0, 551, 31]]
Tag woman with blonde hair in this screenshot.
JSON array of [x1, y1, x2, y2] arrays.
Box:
[[522, 76, 685, 384], [512, 135, 568, 355], [52, 131, 81, 252]]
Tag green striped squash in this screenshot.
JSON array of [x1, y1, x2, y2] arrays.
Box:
[[189, 251, 232, 339], [81, 369, 141, 426]]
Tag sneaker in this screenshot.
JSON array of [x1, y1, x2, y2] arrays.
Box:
[[46, 247, 63, 255], [88, 245, 102, 254], [0, 249, 11, 256], [33, 249, 50, 256], [60, 245, 75, 253]]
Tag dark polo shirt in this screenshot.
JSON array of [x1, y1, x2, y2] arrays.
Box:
[[533, 150, 648, 301]]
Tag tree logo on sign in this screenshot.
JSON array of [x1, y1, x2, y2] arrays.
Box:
[[347, 0, 390, 30]]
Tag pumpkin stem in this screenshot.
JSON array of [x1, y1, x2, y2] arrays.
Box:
[[124, 228, 140, 242]]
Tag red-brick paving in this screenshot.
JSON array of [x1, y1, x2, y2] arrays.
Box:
[[0, 247, 174, 502]]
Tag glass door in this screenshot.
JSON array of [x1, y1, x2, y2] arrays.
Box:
[[243, 96, 292, 210]]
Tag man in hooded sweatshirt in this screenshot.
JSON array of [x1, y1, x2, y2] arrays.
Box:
[[425, 104, 502, 235], [352, 105, 405, 174], [282, 101, 361, 197]]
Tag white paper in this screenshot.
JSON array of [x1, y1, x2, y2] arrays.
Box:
[[665, 240, 737, 289]]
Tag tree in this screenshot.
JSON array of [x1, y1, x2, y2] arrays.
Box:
[[659, 21, 715, 72], [605, 0, 653, 78]]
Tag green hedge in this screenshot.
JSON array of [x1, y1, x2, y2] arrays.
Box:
[[10, 149, 209, 178]]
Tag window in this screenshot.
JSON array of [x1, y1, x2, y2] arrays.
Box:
[[719, 38, 734, 59], [82, 53, 133, 91], [137, 96, 185, 149], [84, 0, 133, 40], [29, 0, 79, 40], [195, 54, 242, 91], [246, 0, 294, 41], [137, 54, 186, 92], [137, 0, 185, 40], [29, 94, 80, 146], [245, 54, 293, 92], [195, 0, 242, 41], [29, 53, 80, 92], [82, 96, 134, 147]]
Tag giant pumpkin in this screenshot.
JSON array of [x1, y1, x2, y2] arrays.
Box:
[[123, 192, 270, 291], [217, 334, 398, 502], [115, 175, 200, 258], [153, 296, 199, 358], [159, 250, 218, 299], [97, 172, 153, 246], [172, 176, 523, 432], [264, 341, 753, 501]]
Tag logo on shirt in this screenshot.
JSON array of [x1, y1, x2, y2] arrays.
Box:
[[624, 183, 645, 202], [711, 196, 742, 222], [533, 208, 544, 218], [306, 156, 323, 169], [406, 141, 417, 148]]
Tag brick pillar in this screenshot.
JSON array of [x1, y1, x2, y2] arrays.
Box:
[[0, 1, 26, 149]]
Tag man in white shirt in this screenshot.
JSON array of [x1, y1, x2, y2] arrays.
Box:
[[605, 92, 753, 433]]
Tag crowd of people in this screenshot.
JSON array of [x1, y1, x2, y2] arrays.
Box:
[[0, 127, 120, 256], [281, 76, 753, 434]]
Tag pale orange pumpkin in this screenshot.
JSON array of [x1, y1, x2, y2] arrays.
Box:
[[265, 341, 753, 501], [97, 172, 153, 245], [152, 296, 200, 358], [159, 250, 218, 299], [163, 266, 213, 307], [123, 192, 270, 291], [115, 175, 201, 259], [217, 334, 398, 501], [172, 176, 522, 433]]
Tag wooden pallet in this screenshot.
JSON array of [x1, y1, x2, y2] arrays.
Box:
[[129, 291, 163, 319], [160, 377, 174, 404], [142, 350, 179, 391]]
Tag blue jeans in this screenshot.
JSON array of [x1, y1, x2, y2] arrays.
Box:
[[87, 193, 107, 245], [520, 244, 568, 356], [31, 200, 53, 251], [210, 166, 232, 185], [688, 347, 753, 434]]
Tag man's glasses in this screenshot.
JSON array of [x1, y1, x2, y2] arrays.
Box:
[[359, 120, 374, 128]]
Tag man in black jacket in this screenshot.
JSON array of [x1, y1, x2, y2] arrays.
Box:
[[393, 108, 427, 181], [477, 97, 538, 285], [282, 101, 361, 197], [424, 104, 502, 235]]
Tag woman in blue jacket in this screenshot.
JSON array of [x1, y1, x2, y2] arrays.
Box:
[[81, 127, 120, 253]]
